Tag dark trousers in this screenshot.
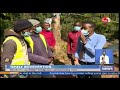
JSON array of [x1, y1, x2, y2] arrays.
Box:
[[70, 58, 75, 65], [67, 54, 75, 65], [77, 61, 101, 78]]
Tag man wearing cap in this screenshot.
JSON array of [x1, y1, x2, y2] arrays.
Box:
[[40, 18, 56, 52], [25, 19, 54, 65], [1, 19, 33, 78], [24, 19, 54, 78]]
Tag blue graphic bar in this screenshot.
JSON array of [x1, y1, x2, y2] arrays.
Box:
[[6, 65, 100, 69], [19, 71, 120, 75], [5, 65, 114, 72]]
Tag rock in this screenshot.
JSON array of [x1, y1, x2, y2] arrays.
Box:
[[113, 50, 119, 57], [103, 43, 108, 48], [103, 42, 113, 48], [111, 39, 119, 44]]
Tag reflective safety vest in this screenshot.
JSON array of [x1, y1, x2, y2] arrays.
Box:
[[3, 36, 30, 65], [24, 34, 48, 53]]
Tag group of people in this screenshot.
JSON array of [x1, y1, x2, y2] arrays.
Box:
[[1, 18, 56, 78], [1, 18, 107, 78], [67, 21, 106, 78]]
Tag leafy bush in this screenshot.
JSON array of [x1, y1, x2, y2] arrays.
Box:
[[0, 13, 119, 44]]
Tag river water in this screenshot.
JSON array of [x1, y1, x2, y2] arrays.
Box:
[[107, 43, 119, 65]]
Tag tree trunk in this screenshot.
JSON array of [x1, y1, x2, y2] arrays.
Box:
[[52, 13, 61, 54], [52, 13, 70, 64]]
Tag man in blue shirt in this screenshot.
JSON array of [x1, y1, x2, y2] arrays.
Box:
[[74, 21, 106, 78]]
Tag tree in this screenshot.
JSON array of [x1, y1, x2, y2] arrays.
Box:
[[52, 13, 68, 64], [52, 13, 61, 53]]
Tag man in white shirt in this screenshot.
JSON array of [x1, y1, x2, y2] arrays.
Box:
[[100, 50, 109, 64]]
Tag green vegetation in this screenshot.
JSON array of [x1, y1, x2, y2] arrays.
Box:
[[0, 13, 119, 44]]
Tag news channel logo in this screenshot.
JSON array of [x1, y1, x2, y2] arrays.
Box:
[[101, 65, 114, 71], [95, 49, 113, 64]]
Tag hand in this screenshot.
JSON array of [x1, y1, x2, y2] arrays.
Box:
[[80, 34, 87, 44], [74, 60, 80, 65], [50, 46, 55, 52], [74, 58, 80, 65], [48, 57, 54, 63], [0, 76, 4, 78]]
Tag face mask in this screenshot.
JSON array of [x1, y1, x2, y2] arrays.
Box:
[[21, 32, 32, 37], [47, 27, 52, 31], [34, 26, 42, 33], [103, 52, 106, 56], [74, 26, 81, 31], [81, 29, 89, 36]]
